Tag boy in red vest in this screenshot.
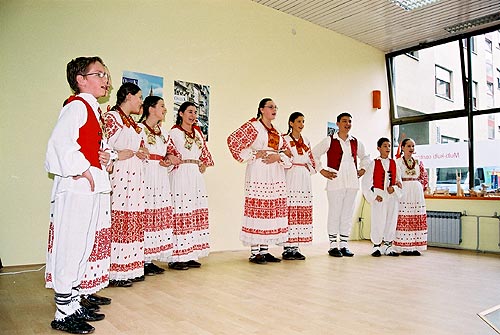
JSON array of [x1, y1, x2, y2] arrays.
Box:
[[45, 56, 115, 334], [361, 137, 402, 257], [312, 112, 370, 257]]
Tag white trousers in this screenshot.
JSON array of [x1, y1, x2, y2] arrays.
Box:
[[326, 188, 358, 238], [47, 191, 103, 295], [369, 195, 398, 245]]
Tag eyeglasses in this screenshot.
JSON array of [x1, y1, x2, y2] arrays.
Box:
[[81, 72, 111, 79], [264, 105, 278, 110]]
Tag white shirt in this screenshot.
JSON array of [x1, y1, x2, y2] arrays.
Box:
[[312, 133, 370, 191], [45, 93, 111, 195]]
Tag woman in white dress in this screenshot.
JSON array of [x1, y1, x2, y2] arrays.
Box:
[[394, 138, 428, 256], [167, 101, 214, 270], [104, 82, 147, 286], [227, 98, 292, 264], [138, 96, 180, 275], [282, 112, 316, 260]]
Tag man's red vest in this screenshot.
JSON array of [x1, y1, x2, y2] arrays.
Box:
[[373, 158, 397, 190], [64, 96, 102, 169], [326, 136, 358, 170]]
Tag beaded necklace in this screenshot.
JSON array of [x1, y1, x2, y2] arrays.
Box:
[[142, 121, 166, 145], [173, 124, 202, 150], [117, 107, 142, 134], [402, 156, 417, 176]]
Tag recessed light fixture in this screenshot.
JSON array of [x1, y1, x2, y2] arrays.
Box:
[[390, 0, 439, 11], [445, 13, 500, 34]]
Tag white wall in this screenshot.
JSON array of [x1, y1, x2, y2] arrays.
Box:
[[0, 0, 390, 266]]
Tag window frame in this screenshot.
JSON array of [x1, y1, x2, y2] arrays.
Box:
[[386, 26, 500, 192]]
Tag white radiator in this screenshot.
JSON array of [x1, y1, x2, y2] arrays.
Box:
[[427, 211, 462, 245]]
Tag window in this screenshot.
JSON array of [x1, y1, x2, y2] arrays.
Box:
[[487, 82, 494, 107], [436, 66, 452, 99], [497, 68, 500, 89], [463, 37, 476, 53], [473, 81, 478, 109], [388, 29, 500, 195], [406, 50, 419, 59], [485, 38, 493, 53]]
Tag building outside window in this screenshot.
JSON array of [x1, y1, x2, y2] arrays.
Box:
[[389, 31, 500, 195]]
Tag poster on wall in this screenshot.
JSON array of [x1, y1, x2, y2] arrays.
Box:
[[173, 80, 210, 141], [122, 71, 164, 98], [327, 121, 338, 136]]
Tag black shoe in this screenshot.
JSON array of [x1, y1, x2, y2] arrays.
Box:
[[85, 294, 111, 306], [386, 251, 399, 257], [149, 263, 166, 274], [249, 254, 267, 264], [340, 247, 354, 257], [51, 314, 95, 334], [131, 275, 145, 282], [328, 248, 343, 257], [263, 253, 281, 263], [80, 298, 100, 312], [293, 251, 306, 260], [108, 279, 133, 287], [74, 307, 105, 322], [168, 262, 189, 270], [371, 249, 382, 257], [282, 250, 295, 260], [186, 260, 201, 268], [400, 251, 412, 256], [412, 250, 421, 256], [144, 263, 156, 276]]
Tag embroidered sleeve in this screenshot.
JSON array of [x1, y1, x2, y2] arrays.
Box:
[[166, 136, 181, 159], [103, 112, 122, 139], [227, 120, 258, 163], [418, 160, 428, 189], [198, 129, 214, 167]]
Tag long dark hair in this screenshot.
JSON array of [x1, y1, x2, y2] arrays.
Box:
[[257, 98, 272, 119], [111, 82, 141, 111], [139, 96, 163, 123], [175, 101, 196, 125], [287, 111, 304, 135]]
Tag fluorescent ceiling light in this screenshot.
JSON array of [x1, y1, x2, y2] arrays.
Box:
[[445, 13, 500, 34], [390, 0, 439, 11]]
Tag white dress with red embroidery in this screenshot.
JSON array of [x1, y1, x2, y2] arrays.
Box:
[[394, 157, 428, 252], [227, 119, 292, 246], [140, 124, 174, 262], [283, 134, 316, 244], [167, 126, 214, 262], [104, 110, 145, 280]]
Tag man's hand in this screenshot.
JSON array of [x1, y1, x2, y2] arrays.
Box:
[[73, 168, 95, 192], [320, 169, 337, 180]]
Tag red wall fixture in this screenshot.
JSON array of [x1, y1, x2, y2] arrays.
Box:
[[372, 90, 381, 109]]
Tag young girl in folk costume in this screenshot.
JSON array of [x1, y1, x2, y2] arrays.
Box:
[[167, 101, 214, 270], [394, 138, 428, 256], [104, 82, 148, 286], [138, 96, 181, 275], [281, 112, 316, 260], [227, 98, 292, 264]]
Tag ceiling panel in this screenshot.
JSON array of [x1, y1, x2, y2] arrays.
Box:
[[251, 0, 500, 53]]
